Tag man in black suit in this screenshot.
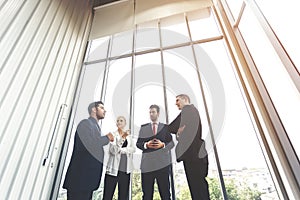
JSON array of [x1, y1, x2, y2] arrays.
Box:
[[136, 104, 174, 200], [63, 101, 114, 200], [168, 94, 210, 200]]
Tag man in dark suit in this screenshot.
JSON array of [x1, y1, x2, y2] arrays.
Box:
[[63, 101, 114, 200], [168, 94, 210, 200], [136, 104, 174, 200]]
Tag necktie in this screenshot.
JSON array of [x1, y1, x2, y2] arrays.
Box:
[[152, 123, 157, 135]]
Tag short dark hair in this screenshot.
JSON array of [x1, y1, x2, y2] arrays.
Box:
[[149, 104, 160, 113], [176, 94, 190, 103], [88, 101, 104, 114]]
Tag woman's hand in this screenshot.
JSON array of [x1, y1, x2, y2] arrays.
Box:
[[121, 129, 130, 139]]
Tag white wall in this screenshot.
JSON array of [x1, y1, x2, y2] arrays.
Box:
[[0, 0, 92, 199]]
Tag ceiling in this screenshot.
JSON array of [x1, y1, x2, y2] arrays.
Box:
[[93, 0, 121, 8]]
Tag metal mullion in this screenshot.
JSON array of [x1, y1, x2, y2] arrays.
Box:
[[100, 35, 113, 102], [129, 26, 136, 138], [158, 20, 169, 124], [83, 36, 224, 66], [158, 19, 176, 200], [233, 1, 246, 28], [128, 0, 137, 197]]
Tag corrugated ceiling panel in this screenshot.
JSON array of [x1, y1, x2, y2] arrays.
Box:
[[0, 0, 92, 199]]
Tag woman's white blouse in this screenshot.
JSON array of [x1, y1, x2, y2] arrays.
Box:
[[105, 130, 136, 176]]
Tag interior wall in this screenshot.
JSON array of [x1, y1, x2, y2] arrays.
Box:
[[0, 0, 93, 199]]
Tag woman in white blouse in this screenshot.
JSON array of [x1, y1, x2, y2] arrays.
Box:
[[103, 116, 136, 200]]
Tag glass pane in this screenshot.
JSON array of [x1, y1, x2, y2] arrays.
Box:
[[240, 6, 300, 158], [187, 8, 222, 41], [132, 52, 174, 198], [86, 36, 110, 62], [78, 63, 107, 120], [110, 30, 133, 58], [199, 40, 280, 199], [136, 20, 160, 52], [255, 0, 300, 70], [101, 57, 132, 134], [164, 45, 218, 198], [164, 46, 212, 130], [131, 172, 142, 199], [100, 57, 133, 199], [134, 52, 165, 125], [160, 13, 190, 47]]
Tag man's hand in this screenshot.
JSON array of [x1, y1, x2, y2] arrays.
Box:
[[106, 132, 114, 142], [146, 139, 164, 149]]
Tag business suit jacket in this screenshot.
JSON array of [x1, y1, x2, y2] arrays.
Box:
[[168, 104, 207, 162], [136, 123, 174, 173], [63, 117, 110, 192]]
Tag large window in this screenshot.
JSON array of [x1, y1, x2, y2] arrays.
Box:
[[57, 4, 288, 200], [225, 1, 300, 198], [237, 1, 300, 160]]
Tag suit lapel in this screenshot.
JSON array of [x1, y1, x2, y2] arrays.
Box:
[[156, 123, 163, 134]]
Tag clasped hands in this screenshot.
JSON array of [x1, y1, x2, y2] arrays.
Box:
[[146, 138, 164, 149]]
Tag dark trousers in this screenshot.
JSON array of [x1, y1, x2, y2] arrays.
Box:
[[183, 158, 210, 200], [141, 166, 171, 200], [103, 171, 130, 200], [67, 190, 93, 200]]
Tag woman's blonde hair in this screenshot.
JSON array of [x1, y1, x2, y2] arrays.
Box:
[[116, 116, 126, 124]]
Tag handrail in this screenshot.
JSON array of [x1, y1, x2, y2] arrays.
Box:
[[42, 103, 67, 166]]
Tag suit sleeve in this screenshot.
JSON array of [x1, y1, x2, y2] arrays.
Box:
[[136, 127, 146, 150], [164, 125, 173, 144], [165, 137, 175, 151], [77, 120, 109, 152], [168, 113, 181, 134], [98, 135, 110, 146], [181, 105, 201, 139]]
